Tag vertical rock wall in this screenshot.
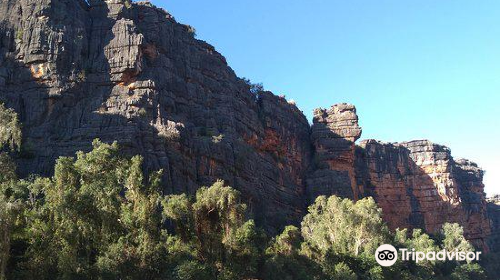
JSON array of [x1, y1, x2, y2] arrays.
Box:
[[355, 140, 490, 248], [0, 0, 313, 232], [487, 196, 500, 251], [307, 105, 491, 248], [0, 0, 494, 245], [307, 104, 361, 200]]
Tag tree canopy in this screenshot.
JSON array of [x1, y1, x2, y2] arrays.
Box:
[[0, 133, 493, 279]]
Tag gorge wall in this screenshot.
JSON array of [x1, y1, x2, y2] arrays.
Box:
[[487, 196, 500, 251], [0, 0, 494, 249], [308, 105, 491, 249]]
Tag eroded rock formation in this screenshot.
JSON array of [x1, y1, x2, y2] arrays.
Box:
[[487, 196, 500, 251], [0, 0, 312, 231], [0, 0, 494, 247], [354, 140, 490, 248], [307, 104, 361, 200], [306, 105, 491, 248]]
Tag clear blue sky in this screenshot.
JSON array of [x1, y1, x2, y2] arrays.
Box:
[[153, 0, 500, 195]]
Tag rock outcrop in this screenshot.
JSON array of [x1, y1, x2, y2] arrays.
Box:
[[307, 104, 361, 200], [0, 0, 312, 232], [354, 140, 491, 248], [306, 103, 491, 248], [487, 196, 500, 251], [0, 0, 494, 247]]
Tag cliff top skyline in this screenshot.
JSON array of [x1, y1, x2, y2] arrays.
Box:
[[160, 0, 500, 195], [1, 2, 498, 277]]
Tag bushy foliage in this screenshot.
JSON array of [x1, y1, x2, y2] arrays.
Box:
[[0, 103, 22, 280], [0, 133, 495, 279], [440, 223, 475, 255], [301, 195, 390, 257], [13, 140, 166, 279], [392, 224, 487, 280], [242, 77, 264, 94], [0, 103, 22, 152], [163, 180, 265, 279], [450, 263, 487, 280], [263, 225, 322, 280]]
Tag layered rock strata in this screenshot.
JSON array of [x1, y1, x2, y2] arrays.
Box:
[[0, 0, 312, 232], [306, 105, 491, 248], [0, 0, 494, 246], [487, 196, 500, 251], [354, 140, 490, 248], [307, 104, 361, 200]]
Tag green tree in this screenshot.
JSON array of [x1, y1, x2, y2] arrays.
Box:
[[0, 153, 16, 184], [325, 262, 357, 280], [395, 228, 439, 268], [173, 260, 211, 280], [434, 223, 476, 276], [440, 223, 474, 257], [163, 180, 264, 279], [263, 225, 321, 280], [0, 103, 22, 280], [301, 195, 389, 258], [450, 263, 487, 280], [393, 228, 438, 278], [96, 156, 167, 279], [0, 103, 21, 152], [23, 140, 168, 279], [0, 195, 23, 280], [298, 196, 391, 280]]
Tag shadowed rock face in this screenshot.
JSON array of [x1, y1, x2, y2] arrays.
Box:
[[0, 0, 312, 232], [0, 0, 494, 246], [307, 104, 362, 200], [487, 196, 500, 251]]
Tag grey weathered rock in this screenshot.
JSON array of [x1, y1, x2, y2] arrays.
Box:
[[0, 0, 495, 246], [307, 103, 362, 200], [0, 0, 312, 232]]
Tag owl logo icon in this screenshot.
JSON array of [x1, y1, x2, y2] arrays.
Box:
[[375, 244, 398, 267]]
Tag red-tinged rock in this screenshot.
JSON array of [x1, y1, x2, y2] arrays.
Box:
[[0, 0, 494, 247]]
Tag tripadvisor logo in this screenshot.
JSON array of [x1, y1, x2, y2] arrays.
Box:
[[375, 244, 398, 267], [375, 244, 482, 267]]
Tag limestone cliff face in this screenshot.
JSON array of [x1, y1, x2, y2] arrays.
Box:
[[0, 0, 494, 246]]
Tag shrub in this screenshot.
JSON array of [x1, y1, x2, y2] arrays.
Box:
[[242, 77, 264, 94], [124, 0, 132, 9], [185, 25, 197, 37]]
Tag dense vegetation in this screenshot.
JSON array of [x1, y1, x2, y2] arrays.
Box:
[[0, 104, 496, 280]]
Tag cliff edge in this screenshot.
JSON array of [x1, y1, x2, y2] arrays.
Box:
[[0, 0, 493, 249]]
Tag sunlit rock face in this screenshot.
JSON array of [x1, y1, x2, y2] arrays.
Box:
[[0, 0, 494, 244], [307, 104, 491, 249], [354, 140, 491, 249]]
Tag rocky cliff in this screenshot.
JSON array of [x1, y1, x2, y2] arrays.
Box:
[[0, 0, 493, 248], [355, 140, 490, 249], [307, 105, 491, 248], [487, 196, 500, 251]]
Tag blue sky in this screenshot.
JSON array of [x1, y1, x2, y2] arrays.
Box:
[[153, 0, 500, 195]]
